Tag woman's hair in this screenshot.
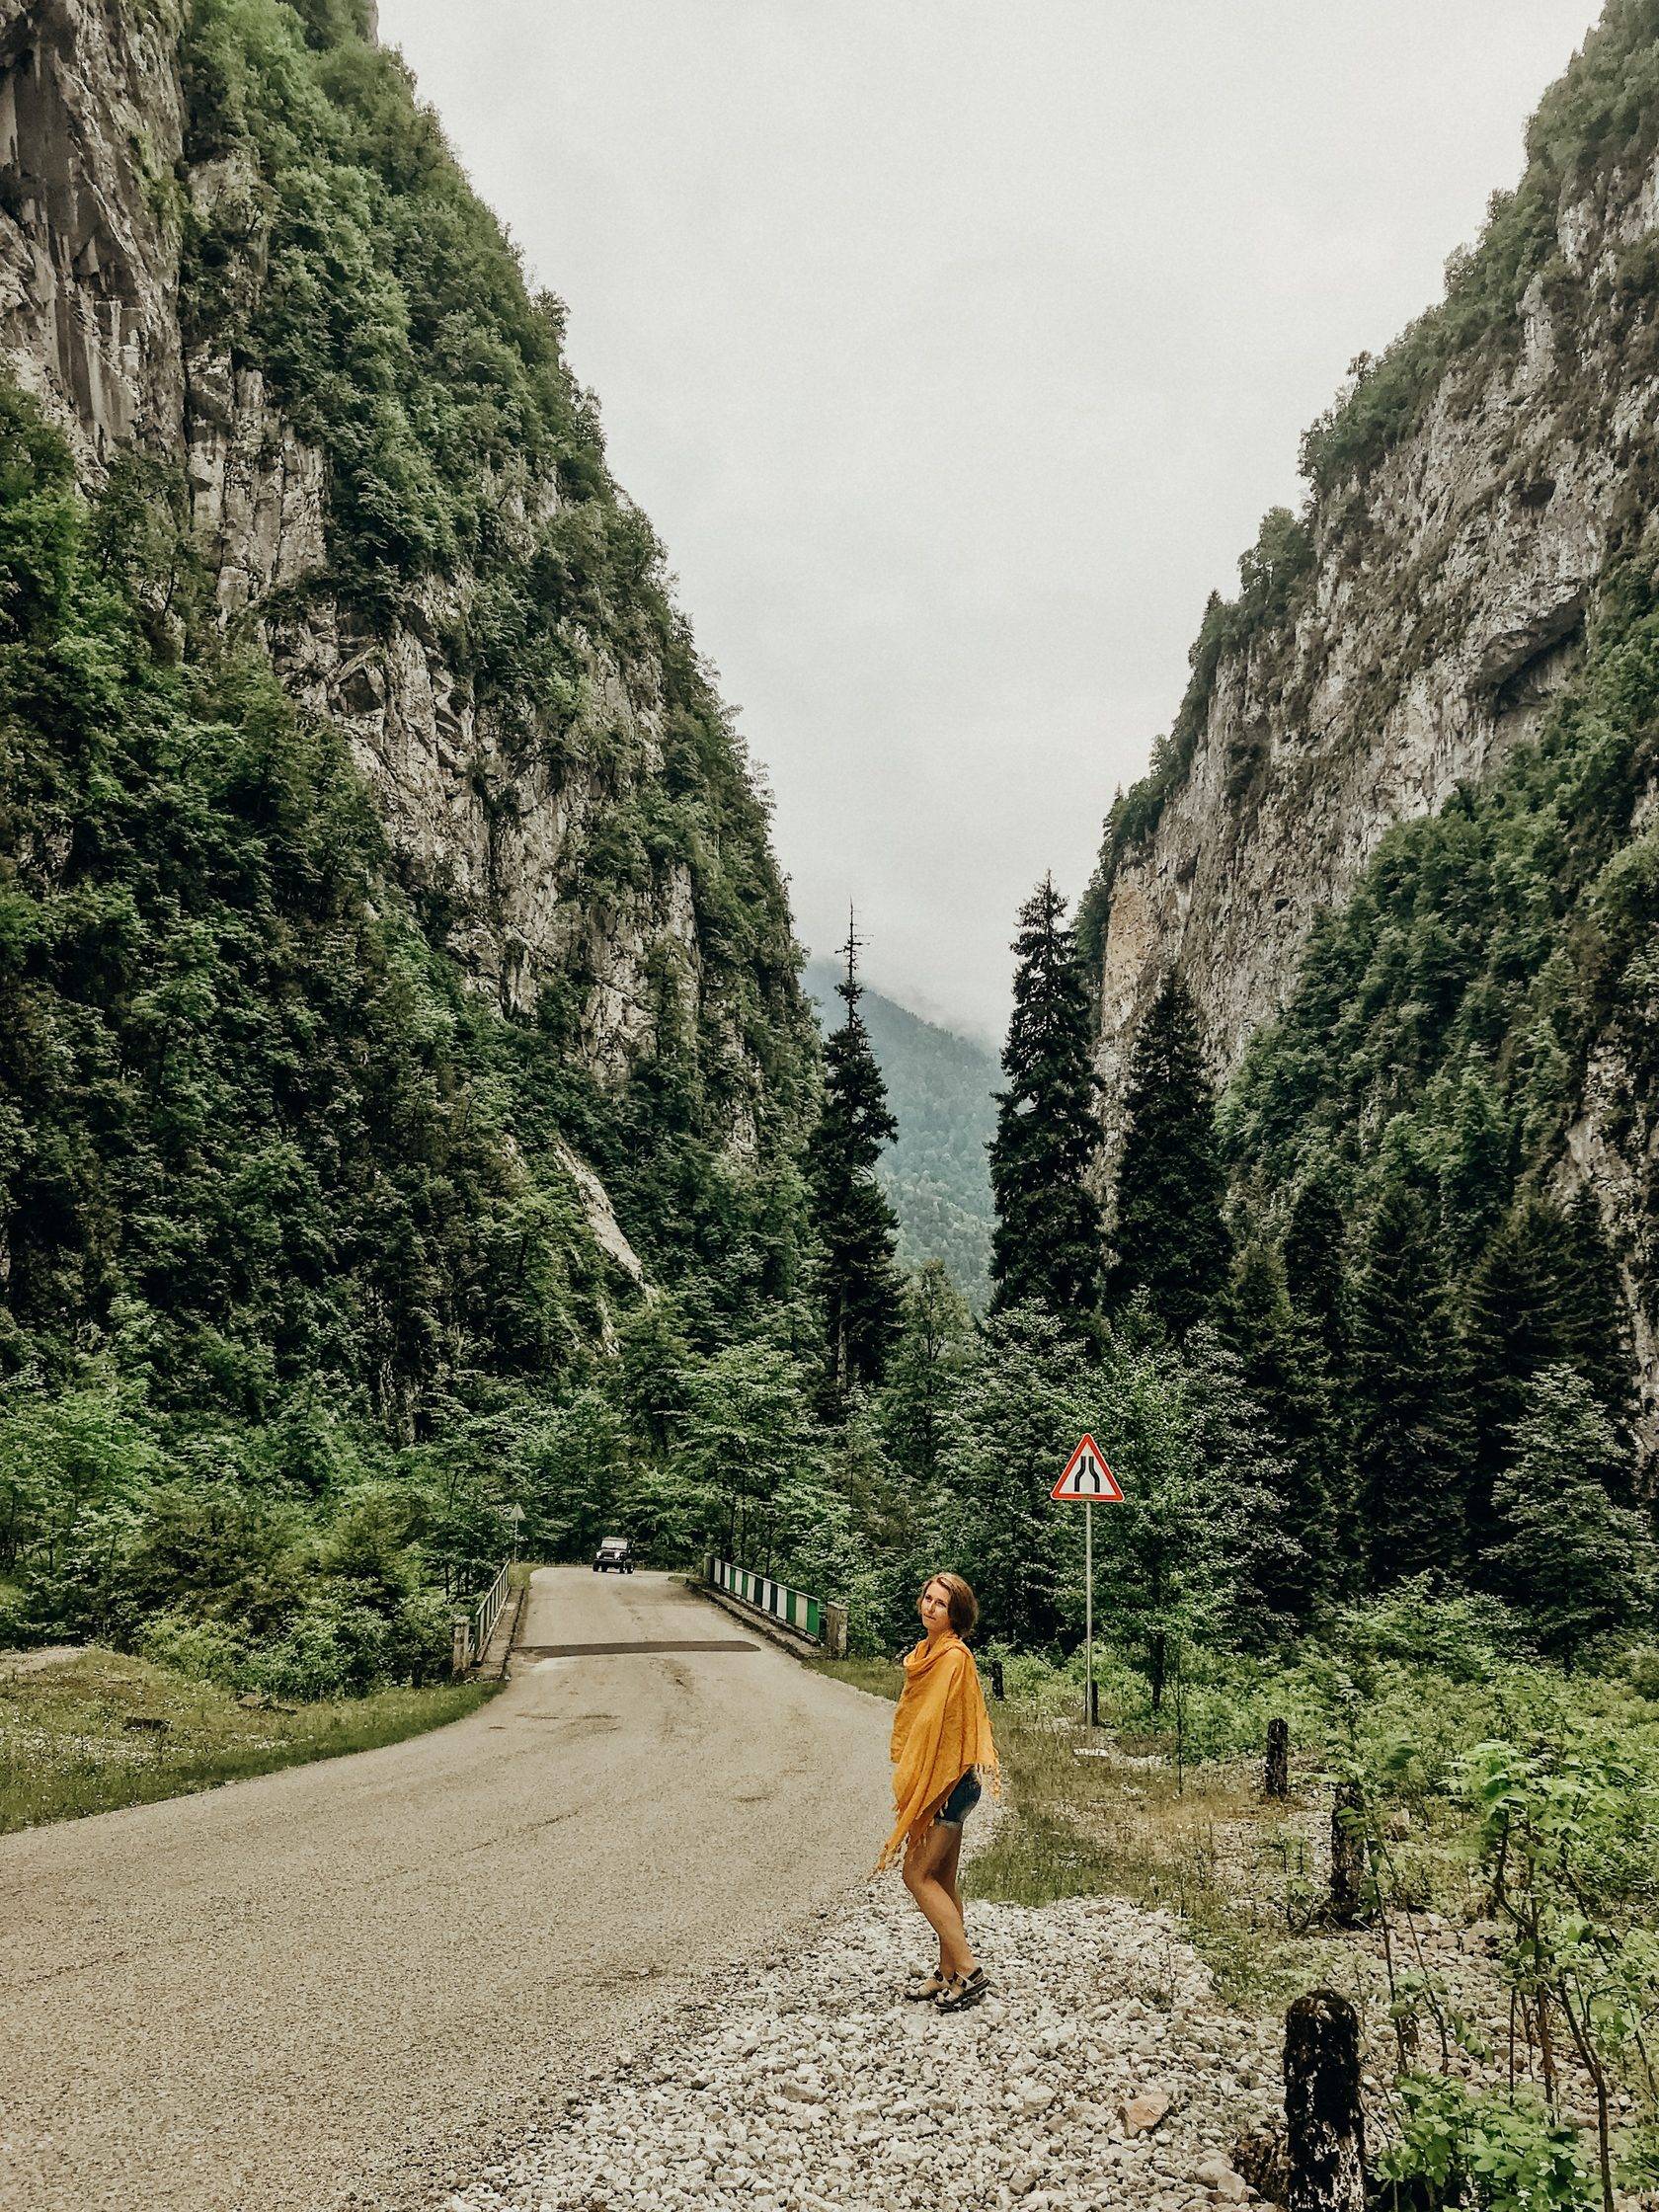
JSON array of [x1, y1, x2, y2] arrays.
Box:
[[922, 1572, 979, 1638]]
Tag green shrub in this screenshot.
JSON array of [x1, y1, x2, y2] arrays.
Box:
[[139, 1609, 251, 1684], [1334, 1578, 1522, 1682]]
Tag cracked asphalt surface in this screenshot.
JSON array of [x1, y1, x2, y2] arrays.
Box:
[[0, 1567, 893, 2212]]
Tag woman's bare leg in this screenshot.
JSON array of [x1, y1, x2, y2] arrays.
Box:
[[902, 1822, 976, 1979], [939, 1821, 966, 1925]]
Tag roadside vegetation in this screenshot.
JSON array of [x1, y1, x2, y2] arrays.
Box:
[[819, 1586, 1659, 2207], [0, 1646, 488, 1834]]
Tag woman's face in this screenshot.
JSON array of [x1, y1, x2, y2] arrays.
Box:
[[918, 1580, 953, 1636]]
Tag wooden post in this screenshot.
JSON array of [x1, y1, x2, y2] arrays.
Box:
[[1089, 1678, 1100, 1728], [450, 1616, 471, 1679], [824, 1602, 848, 1660], [1327, 1780, 1370, 1927], [988, 1658, 1005, 1701], [1266, 1716, 1290, 1798], [1285, 1990, 1367, 2212]]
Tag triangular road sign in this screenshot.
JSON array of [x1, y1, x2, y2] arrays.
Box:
[[1051, 1433, 1124, 1502]]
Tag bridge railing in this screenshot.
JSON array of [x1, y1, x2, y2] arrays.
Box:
[[706, 1557, 846, 1655], [451, 1556, 514, 1676]]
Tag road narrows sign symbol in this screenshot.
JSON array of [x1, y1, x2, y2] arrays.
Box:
[[1050, 1434, 1124, 1502]]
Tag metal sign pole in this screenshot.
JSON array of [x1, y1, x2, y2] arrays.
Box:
[[1084, 1497, 1094, 1730]]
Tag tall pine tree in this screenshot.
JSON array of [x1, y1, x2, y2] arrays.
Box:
[[1224, 1239, 1336, 1621], [1462, 1188, 1640, 1560], [806, 916, 903, 1411], [1108, 974, 1229, 1337], [1350, 1177, 1470, 1586], [1561, 1185, 1638, 1459], [1281, 1161, 1359, 1592], [988, 876, 1103, 1321]]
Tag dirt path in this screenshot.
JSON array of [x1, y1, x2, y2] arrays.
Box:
[[0, 1568, 893, 2212]]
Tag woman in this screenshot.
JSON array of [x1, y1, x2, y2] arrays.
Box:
[[875, 1571, 1000, 2013]]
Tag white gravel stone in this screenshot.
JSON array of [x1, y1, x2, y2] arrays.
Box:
[[446, 1880, 1283, 2212]]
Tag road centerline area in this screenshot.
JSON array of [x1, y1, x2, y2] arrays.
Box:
[[0, 1568, 891, 2212]]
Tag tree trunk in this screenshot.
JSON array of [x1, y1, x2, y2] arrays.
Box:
[[1285, 1990, 1367, 2212], [1266, 1716, 1290, 1798], [1328, 1781, 1370, 1927]]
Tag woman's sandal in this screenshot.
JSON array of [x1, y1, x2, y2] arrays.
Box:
[[903, 1971, 951, 2002], [933, 1966, 990, 2012]]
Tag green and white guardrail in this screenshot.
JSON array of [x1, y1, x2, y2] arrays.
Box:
[[706, 1558, 847, 1655]]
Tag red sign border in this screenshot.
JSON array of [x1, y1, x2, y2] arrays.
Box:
[[1051, 1432, 1124, 1502]]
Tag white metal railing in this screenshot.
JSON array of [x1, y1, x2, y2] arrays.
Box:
[[454, 1556, 513, 1674]]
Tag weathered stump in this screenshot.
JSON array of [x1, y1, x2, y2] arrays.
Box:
[[1327, 1780, 1370, 1927], [988, 1658, 1005, 1701], [1266, 1716, 1290, 1798], [1285, 1990, 1367, 2212]]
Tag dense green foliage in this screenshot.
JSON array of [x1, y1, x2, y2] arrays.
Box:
[[181, 0, 817, 1279], [804, 958, 996, 1304], [0, 2, 819, 1684], [1084, 558, 1659, 1627], [0, 387, 612, 1683], [1210, 554, 1659, 1589], [988, 879, 1102, 1322]]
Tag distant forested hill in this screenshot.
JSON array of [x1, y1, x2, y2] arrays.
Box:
[[804, 960, 997, 1304]]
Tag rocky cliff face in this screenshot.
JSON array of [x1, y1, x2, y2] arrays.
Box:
[[1092, 177, 1657, 1122], [0, 0, 802, 1154], [1087, 11, 1659, 1464]]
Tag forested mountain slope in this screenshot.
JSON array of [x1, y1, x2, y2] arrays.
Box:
[[803, 958, 996, 1303], [1082, 0, 1659, 1475], [0, 0, 815, 1678]]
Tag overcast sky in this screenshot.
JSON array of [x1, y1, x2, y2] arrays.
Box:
[[379, 0, 1603, 1042]]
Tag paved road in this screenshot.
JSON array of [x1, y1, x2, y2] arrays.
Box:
[[0, 1568, 893, 2212]]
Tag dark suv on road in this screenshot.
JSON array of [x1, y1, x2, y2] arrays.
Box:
[[592, 1535, 634, 1573]]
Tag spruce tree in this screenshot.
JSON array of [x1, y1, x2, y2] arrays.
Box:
[[1350, 1178, 1470, 1587], [1462, 1194, 1586, 1555], [1224, 1240, 1335, 1621], [1108, 974, 1229, 1337], [988, 877, 1103, 1322], [1281, 1162, 1359, 1588], [805, 917, 903, 1409], [1490, 1366, 1658, 1653], [1561, 1185, 1638, 1460], [1438, 1066, 1516, 1275], [1463, 1190, 1640, 1556]]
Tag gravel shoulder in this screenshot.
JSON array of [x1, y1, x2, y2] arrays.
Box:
[[449, 1806, 1285, 2212]]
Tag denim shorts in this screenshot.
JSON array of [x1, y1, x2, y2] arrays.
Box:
[[935, 1767, 983, 1827]]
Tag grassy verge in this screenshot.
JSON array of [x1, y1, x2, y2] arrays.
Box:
[[0, 1648, 491, 1835], [811, 1655, 904, 1700]]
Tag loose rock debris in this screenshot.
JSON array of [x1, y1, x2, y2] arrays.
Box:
[[449, 1886, 1282, 2212]]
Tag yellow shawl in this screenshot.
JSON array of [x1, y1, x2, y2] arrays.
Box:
[[875, 1631, 1000, 1872]]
